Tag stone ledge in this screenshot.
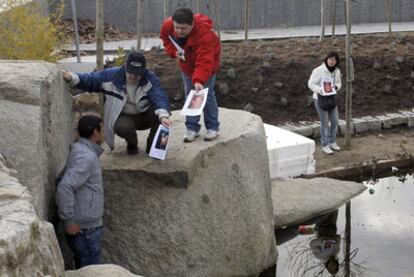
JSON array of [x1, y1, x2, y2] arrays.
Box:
[[279, 109, 414, 138]]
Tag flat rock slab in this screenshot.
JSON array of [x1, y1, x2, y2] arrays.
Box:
[[63, 264, 143, 277], [100, 108, 277, 277], [272, 177, 366, 229]]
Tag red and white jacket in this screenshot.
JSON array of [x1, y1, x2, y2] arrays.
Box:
[[160, 14, 221, 85]]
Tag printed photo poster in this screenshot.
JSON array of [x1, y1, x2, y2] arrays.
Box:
[[320, 76, 336, 96], [149, 125, 171, 160], [180, 88, 208, 116]]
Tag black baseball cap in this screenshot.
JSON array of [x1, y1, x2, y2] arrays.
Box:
[[125, 51, 146, 76]]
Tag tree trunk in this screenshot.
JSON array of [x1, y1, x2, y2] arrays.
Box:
[[96, 0, 104, 70], [70, 0, 81, 62], [136, 0, 143, 50], [344, 0, 353, 147], [96, 0, 104, 116], [244, 0, 249, 40], [319, 0, 325, 41], [387, 0, 392, 34]]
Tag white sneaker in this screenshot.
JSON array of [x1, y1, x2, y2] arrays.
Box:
[[183, 130, 200, 142], [330, 142, 341, 151], [322, 145, 334, 155], [204, 129, 219, 141]]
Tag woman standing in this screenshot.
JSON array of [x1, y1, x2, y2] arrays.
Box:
[[308, 52, 342, 155]]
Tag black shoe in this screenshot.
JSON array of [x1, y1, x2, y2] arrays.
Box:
[[126, 145, 138, 155]]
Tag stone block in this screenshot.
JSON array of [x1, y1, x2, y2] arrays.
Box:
[[338, 119, 354, 136], [100, 109, 277, 277], [309, 122, 321, 139], [360, 116, 382, 132], [271, 177, 366, 228], [353, 117, 370, 133], [399, 110, 414, 128], [0, 61, 73, 219], [0, 155, 64, 276], [386, 113, 408, 127], [376, 115, 393, 129]]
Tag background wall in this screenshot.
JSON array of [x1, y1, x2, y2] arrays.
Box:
[[57, 0, 414, 33]]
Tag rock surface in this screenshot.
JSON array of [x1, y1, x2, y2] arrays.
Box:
[[0, 155, 64, 277], [272, 177, 366, 228], [63, 264, 142, 277], [0, 61, 73, 219], [100, 108, 277, 277]]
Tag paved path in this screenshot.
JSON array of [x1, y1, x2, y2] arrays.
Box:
[[63, 21, 414, 55]]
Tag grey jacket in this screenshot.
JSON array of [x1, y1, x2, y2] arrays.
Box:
[[56, 138, 104, 229]]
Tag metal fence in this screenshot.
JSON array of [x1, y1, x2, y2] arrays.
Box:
[[55, 0, 414, 33]]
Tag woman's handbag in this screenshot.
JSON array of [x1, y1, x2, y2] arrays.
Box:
[[318, 94, 336, 111]]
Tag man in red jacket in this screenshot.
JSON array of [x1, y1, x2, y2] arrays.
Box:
[[160, 8, 221, 142]]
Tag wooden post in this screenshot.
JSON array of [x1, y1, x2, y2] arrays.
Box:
[[319, 0, 325, 41], [244, 0, 249, 40], [344, 0, 354, 146], [136, 0, 143, 51], [331, 0, 337, 36], [387, 0, 392, 34]]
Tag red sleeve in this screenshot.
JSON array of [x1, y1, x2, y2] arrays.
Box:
[[192, 32, 218, 85], [160, 18, 177, 59]]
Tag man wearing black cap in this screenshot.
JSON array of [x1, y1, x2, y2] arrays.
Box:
[[63, 51, 172, 155]]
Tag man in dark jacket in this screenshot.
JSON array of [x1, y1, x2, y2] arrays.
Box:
[[56, 114, 104, 268], [160, 8, 221, 142], [63, 51, 172, 155]]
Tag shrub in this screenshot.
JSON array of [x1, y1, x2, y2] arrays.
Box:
[[0, 0, 66, 62]]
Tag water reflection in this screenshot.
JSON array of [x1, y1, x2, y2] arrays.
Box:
[[276, 173, 414, 276]]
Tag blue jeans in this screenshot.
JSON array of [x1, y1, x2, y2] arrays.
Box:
[[66, 226, 103, 269], [181, 72, 220, 132], [314, 100, 338, 147]]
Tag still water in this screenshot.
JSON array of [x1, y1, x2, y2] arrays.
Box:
[[276, 174, 414, 277]]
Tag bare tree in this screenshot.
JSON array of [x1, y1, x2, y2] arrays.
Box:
[[244, 0, 249, 40], [136, 0, 143, 50]]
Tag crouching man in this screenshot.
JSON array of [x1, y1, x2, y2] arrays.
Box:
[[63, 51, 172, 155]]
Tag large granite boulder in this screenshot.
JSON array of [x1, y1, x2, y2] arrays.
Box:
[[64, 264, 143, 277], [101, 109, 277, 276], [272, 177, 367, 228], [0, 60, 73, 220], [0, 155, 64, 276]]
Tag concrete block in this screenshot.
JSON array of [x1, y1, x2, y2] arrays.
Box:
[[386, 113, 408, 126], [360, 116, 382, 131], [353, 117, 370, 133], [399, 110, 414, 128], [376, 115, 393, 129]]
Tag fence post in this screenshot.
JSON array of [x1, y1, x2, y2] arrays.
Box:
[[244, 0, 249, 40]]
